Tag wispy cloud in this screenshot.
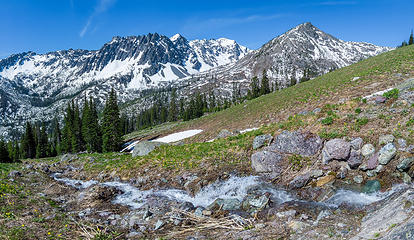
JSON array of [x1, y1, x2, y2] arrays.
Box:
[[182, 13, 285, 34], [80, 0, 116, 38]]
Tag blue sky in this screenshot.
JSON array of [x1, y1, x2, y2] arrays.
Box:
[[0, 0, 413, 58]]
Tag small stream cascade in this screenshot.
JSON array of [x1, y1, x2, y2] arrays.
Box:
[[51, 173, 409, 211]]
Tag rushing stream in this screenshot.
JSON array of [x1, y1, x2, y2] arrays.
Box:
[[52, 173, 408, 211]]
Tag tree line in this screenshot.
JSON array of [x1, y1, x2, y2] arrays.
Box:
[[1, 69, 302, 163], [0, 88, 122, 163]]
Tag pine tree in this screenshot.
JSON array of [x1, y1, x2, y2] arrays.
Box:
[[51, 116, 62, 156], [168, 89, 178, 122], [71, 101, 83, 152], [260, 70, 270, 95], [250, 76, 260, 99], [12, 141, 20, 162], [62, 102, 74, 153], [22, 122, 36, 159], [36, 123, 49, 159], [102, 88, 122, 152], [0, 139, 11, 163], [409, 30, 414, 45], [290, 76, 297, 86]]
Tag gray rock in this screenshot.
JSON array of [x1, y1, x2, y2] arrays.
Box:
[[313, 108, 321, 114], [402, 172, 412, 184], [361, 144, 375, 157], [347, 150, 363, 169], [268, 130, 323, 156], [316, 210, 332, 222], [379, 134, 395, 145], [289, 173, 311, 189], [251, 151, 283, 177], [311, 169, 324, 178], [336, 166, 348, 179], [8, 170, 22, 178], [179, 202, 195, 212], [241, 194, 271, 212], [375, 96, 387, 104], [194, 207, 204, 217], [366, 170, 377, 177], [353, 175, 363, 184], [184, 176, 201, 196], [407, 145, 414, 153], [132, 141, 166, 157], [397, 157, 414, 172], [207, 198, 241, 211], [276, 210, 297, 218], [322, 138, 351, 164], [252, 134, 273, 150], [154, 220, 165, 230], [397, 138, 407, 151], [378, 143, 397, 165], [216, 129, 233, 139], [365, 152, 379, 170], [375, 165, 384, 173], [126, 231, 144, 238], [350, 137, 364, 150], [362, 180, 381, 193]]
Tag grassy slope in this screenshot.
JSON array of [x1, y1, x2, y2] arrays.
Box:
[[170, 45, 414, 141]]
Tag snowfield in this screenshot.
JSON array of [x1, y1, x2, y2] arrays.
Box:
[[154, 129, 203, 143]]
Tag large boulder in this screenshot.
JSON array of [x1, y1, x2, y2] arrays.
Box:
[[361, 144, 375, 157], [361, 153, 379, 171], [347, 150, 363, 169], [322, 138, 351, 164], [350, 137, 364, 150], [252, 134, 273, 150], [132, 141, 166, 157], [397, 157, 414, 172], [378, 143, 397, 165], [267, 130, 322, 156], [251, 151, 284, 177]]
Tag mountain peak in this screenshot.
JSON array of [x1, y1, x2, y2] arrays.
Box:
[[170, 33, 184, 42]]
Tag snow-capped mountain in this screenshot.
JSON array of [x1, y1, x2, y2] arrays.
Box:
[[177, 22, 392, 97], [0, 33, 249, 138], [0, 23, 391, 139]]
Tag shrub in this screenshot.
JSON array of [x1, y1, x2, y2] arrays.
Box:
[[321, 116, 334, 125], [355, 108, 362, 114], [383, 89, 399, 99]]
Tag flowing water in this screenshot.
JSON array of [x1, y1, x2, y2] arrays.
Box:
[[52, 174, 408, 210]]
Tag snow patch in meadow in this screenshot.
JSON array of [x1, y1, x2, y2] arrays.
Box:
[[363, 88, 394, 99], [153, 129, 203, 143], [240, 128, 259, 134]]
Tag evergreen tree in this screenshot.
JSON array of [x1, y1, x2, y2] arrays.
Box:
[[71, 101, 83, 152], [12, 141, 20, 162], [0, 139, 11, 163], [102, 88, 122, 152], [168, 89, 178, 122], [22, 122, 36, 159], [250, 76, 260, 99], [290, 76, 297, 86], [179, 98, 185, 118], [36, 123, 49, 159], [89, 97, 102, 152], [51, 116, 62, 156], [409, 30, 414, 45], [62, 102, 74, 153], [260, 70, 271, 95]]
